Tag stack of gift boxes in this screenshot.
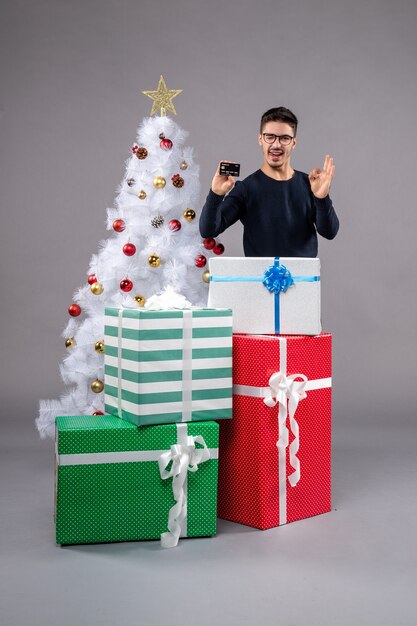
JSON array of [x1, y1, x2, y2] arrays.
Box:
[[55, 257, 332, 548]]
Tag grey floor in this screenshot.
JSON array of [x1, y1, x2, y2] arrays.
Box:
[[2, 416, 416, 626]]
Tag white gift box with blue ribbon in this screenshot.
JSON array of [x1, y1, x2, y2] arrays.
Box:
[[208, 257, 321, 335]]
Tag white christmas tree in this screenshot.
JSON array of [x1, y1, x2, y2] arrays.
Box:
[[37, 76, 225, 438]]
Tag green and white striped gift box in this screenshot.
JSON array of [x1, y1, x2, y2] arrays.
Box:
[[104, 307, 233, 427]]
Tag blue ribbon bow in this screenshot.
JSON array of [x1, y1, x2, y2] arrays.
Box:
[[262, 262, 294, 294]]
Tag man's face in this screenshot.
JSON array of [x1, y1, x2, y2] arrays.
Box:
[[258, 120, 296, 170]]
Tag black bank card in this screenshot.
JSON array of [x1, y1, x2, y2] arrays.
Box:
[[219, 162, 240, 177]]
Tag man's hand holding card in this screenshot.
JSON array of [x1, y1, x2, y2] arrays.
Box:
[[211, 161, 241, 196]]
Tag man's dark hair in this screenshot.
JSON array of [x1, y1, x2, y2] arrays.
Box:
[[260, 107, 298, 135]]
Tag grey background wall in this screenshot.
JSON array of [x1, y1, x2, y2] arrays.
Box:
[[1, 0, 416, 427], [2, 2, 417, 625]]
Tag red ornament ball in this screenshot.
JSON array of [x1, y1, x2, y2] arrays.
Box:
[[123, 242, 136, 256], [68, 303, 81, 317], [92, 411, 104, 416], [160, 137, 173, 150], [113, 219, 125, 233], [203, 238, 216, 250], [87, 273, 97, 285], [195, 255, 207, 268], [213, 243, 225, 255], [120, 278, 133, 292], [168, 219, 181, 232]]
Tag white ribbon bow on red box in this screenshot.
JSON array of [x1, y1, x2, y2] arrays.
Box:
[[264, 370, 308, 487]]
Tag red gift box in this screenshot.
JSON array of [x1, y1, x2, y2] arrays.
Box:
[[218, 333, 332, 529]]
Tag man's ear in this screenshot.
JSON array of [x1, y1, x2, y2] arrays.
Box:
[[292, 137, 297, 149], [258, 134, 263, 147]]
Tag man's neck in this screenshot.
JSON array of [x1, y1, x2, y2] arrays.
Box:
[[261, 163, 295, 181]]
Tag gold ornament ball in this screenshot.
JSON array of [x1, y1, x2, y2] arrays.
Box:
[[148, 254, 161, 268], [183, 208, 196, 222], [202, 270, 210, 284], [153, 176, 166, 189], [138, 190, 147, 200], [134, 295, 146, 307], [65, 337, 76, 349], [94, 340, 105, 354], [90, 282, 104, 295], [180, 160, 188, 171], [91, 379, 104, 393]]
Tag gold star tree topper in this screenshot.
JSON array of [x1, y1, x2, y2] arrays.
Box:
[[142, 75, 183, 117]]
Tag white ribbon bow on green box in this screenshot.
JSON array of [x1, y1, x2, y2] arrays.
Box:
[[159, 424, 212, 548]]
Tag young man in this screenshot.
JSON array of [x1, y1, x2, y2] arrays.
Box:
[[199, 107, 339, 257]]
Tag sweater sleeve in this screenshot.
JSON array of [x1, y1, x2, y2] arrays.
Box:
[[199, 184, 246, 238], [313, 195, 340, 240]]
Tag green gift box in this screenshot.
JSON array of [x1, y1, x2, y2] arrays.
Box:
[[104, 307, 233, 427], [55, 415, 219, 547]]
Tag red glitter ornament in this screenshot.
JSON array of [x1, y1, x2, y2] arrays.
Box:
[[160, 137, 173, 150], [87, 274, 97, 285], [203, 238, 216, 250], [213, 243, 225, 255], [92, 411, 104, 416], [120, 278, 133, 292], [68, 303, 81, 317], [168, 219, 181, 232], [113, 219, 125, 233], [123, 243, 136, 256], [195, 255, 207, 268]]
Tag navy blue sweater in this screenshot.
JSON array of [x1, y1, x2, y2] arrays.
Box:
[[199, 169, 339, 257]]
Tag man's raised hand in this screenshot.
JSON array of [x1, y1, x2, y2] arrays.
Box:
[[308, 155, 335, 199], [211, 161, 237, 196]]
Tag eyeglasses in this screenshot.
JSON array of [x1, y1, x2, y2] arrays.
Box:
[[262, 133, 294, 146]]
